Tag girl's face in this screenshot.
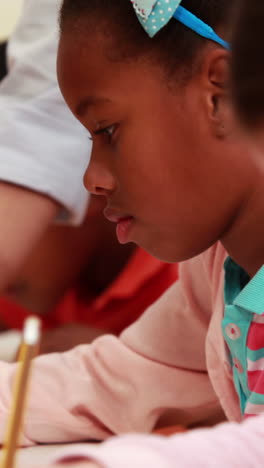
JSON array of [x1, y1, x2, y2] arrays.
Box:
[[58, 30, 248, 263]]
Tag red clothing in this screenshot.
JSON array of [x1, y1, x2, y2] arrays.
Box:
[[0, 248, 178, 333]]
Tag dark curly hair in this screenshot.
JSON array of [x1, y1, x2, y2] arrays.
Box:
[[60, 0, 236, 82]]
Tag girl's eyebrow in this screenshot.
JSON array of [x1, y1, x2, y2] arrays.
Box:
[[76, 96, 112, 117]]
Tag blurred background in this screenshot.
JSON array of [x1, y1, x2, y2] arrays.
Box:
[[0, 0, 23, 41]]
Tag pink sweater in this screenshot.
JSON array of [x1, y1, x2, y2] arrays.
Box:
[[1, 242, 263, 467]]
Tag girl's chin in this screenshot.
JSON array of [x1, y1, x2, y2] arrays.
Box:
[[116, 217, 134, 244], [121, 225, 189, 263], [142, 242, 188, 264]]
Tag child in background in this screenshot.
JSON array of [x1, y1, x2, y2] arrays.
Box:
[[0, 194, 178, 357], [4, 0, 264, 467]]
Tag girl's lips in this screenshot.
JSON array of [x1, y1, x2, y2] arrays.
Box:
[[103, 208, 134, 243], [116, 217, 134, 244]]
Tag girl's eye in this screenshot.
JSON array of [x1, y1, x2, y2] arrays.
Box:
[[92, 124, 117, 143]]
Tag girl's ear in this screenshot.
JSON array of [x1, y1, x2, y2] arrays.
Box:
[[204, 50, 234, 138]]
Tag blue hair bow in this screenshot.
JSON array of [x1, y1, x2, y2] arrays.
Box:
[[130, 0, 230, 49]]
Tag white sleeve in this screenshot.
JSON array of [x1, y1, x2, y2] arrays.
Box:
[[0, 0, 91, 225]]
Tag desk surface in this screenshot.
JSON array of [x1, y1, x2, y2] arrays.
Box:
[[0, 426, 186, 466], [1, 443, 98, 467]]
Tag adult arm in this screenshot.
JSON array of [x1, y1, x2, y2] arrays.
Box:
[[0, 0, 91, 287]]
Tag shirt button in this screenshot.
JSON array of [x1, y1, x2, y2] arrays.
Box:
[[225, 323, 241, 340], [233, 358, 243, 373]]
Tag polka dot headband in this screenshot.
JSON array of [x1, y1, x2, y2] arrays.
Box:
[[130, 0, 230, 49]]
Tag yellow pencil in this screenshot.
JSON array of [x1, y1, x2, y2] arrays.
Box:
[[0, 316, 41, 468]]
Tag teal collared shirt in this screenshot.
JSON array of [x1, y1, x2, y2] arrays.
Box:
[[222, 257, 264, 414]]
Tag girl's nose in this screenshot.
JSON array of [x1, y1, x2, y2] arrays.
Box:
[[83, 159, 115, 196]]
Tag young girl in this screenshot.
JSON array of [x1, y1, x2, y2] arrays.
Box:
[[3, 0, 264, 466]]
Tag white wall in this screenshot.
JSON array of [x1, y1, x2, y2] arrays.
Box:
[[0, 0, 23, 41]]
